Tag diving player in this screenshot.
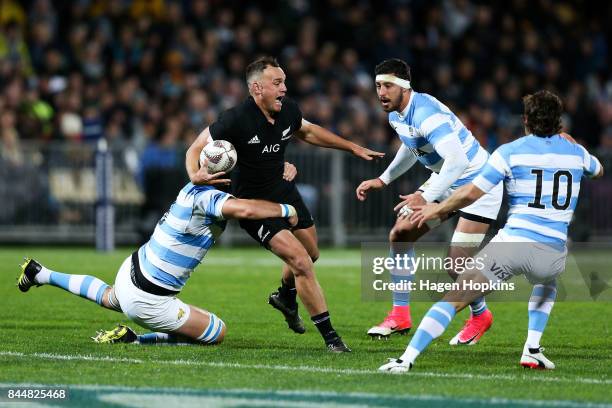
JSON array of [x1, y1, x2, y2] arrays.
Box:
[[17, 180, 306, 347]]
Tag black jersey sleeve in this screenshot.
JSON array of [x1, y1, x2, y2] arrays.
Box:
[[209, 108, 239, 143], [285, 98, 303, 131]]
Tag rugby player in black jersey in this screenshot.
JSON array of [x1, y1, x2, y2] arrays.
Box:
[[186, 56, 383, 352]]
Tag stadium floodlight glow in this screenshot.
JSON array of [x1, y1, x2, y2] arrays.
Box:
[[375, 74, 411, 89]]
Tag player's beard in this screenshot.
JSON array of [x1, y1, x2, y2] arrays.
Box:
[[380, 93, 402, 112]]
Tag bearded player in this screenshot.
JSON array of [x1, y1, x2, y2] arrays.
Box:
[[356, 58, 503, 345]]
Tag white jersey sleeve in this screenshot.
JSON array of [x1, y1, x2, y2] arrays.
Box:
[[194, 189, 234, 220], [379, 144, 417, 185], [578, 145, 602, 178], [472, 146, 511, 193]]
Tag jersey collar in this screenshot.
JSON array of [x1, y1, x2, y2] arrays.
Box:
[[397, 91, 414, 120], [246, 96, 277, 125]]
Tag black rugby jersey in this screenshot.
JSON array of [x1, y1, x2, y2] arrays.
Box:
[[209, 96, 302, 198]]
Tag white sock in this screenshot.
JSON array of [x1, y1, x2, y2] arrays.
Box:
[[399, 346, 420, 364], [525, 330, 543, 351], [35, 266, 52, 284]]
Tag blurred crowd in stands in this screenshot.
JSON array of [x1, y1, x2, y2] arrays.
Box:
[[0, 0, 611, 238], [2, 0, 610, 159]]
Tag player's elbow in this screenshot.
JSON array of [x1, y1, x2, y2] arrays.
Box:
[[235, 200, 259, 220], [235, 205, 256, 219], [454, 154, 470, 172], [222, 200, 255, 220], [442, 155, 469, 183]]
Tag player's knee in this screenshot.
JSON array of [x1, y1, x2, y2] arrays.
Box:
[[443, 259, 460, 280], [288, 254, 314, 278], [389, 224, 418, 243], [309, 249, 319, 263], [445, 267, 460, 281], [102, 286, 121, 311], [213, 322, 227, 344]]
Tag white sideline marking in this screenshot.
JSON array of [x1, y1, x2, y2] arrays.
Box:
[[0, 382, 610, 408], [1, 351, 611, 386]]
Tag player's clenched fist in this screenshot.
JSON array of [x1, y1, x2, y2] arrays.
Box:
[[356, 178, 386, 201]]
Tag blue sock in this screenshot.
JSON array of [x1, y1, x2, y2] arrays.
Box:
[[137, 332, 181, 344], [400, 301, 456, 364], [390, 245, 415, 307], [526, 282, 557, 349], [38, 267, 109, 306], [469, 297, 487, 316]]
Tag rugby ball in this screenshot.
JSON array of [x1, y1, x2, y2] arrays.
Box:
[[200, 140, 237, 173]]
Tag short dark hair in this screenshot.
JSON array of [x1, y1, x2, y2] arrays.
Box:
[[375, 59, 411, 81], [246, 56, 280, 84], [523, 90, 563, 137]]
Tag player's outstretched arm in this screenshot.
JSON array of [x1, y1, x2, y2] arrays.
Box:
[[185, 127, 231, 186], [295, 119, 385, 161], [358, 143, 418, 201], [222, 198, 298, 227]]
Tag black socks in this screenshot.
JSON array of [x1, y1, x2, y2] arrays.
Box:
[[311, 311, 338, 344]]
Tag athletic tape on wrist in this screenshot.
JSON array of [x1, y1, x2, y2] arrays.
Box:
[[280, 204, 296, 218], [375, 74, 411, 89], [280, 204, 289, 217]]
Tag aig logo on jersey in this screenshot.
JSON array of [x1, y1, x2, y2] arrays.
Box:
[[262, 144, 280, 153]]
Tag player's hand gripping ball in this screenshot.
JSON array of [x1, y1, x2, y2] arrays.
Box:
[[200, 140, 238, 173]]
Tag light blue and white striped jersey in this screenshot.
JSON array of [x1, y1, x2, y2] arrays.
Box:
[[473, 134, 601, 243], [138, 183, 232, 291], [389, 91, 489, 187]]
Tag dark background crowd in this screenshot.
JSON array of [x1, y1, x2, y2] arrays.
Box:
[[1, 0, 611, 159], [1, 0, 611, 240]]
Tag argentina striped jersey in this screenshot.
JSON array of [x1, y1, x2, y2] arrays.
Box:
[[138, 183, 232, 291], [388, 91, 489, 187], [473, 135, 601, 243]]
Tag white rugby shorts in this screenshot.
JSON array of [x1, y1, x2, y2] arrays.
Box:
[[419, 172, 503, 222], [113, 256, 191, 332]]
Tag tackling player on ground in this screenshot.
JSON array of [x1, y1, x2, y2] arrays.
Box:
[[379, 90, 604, 372], [17, 178, 304, 347], [185, 56, 384, 352], [357, 58, 503, 343]]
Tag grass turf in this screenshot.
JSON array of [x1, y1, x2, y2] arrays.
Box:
[[0, 247, 610, 406]]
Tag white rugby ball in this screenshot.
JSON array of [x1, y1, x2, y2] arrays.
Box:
[[200, 140, 237, 173]]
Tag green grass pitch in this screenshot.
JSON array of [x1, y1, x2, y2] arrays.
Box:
[[0, 247, 610, 407]]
